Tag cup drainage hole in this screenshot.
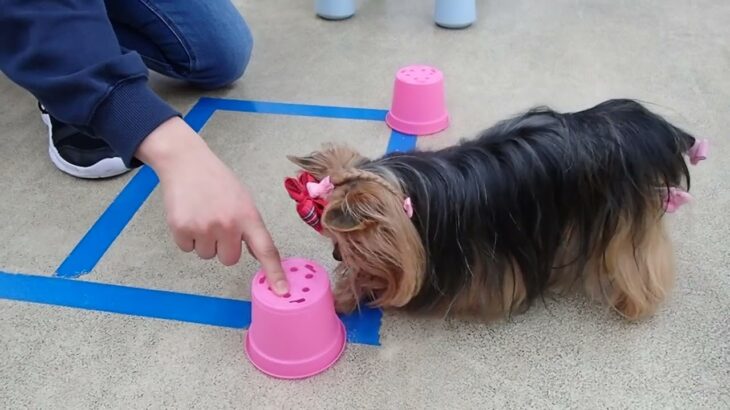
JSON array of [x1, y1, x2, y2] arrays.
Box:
[[305, 264, 316, 272], [258, 277, 265, 284], [302, 287, 310, 292], [290, 267, 299, 272], [305, 274, 314, 279], [289, 298, 306, 304], [283, 293, 291, 298]]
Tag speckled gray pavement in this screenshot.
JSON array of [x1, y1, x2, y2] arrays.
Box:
[[1, 0, 728, 408]]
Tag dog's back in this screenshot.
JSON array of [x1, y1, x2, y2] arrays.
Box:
[[381, 99, 699, 319]]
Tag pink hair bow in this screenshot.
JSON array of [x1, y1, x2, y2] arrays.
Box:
[[663, 187, 692, 213], [302, 174, 414, 220], [688, 139, 709, 165], [306, 176, 334, 199]]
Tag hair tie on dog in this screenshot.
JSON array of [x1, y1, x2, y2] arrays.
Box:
[[284, 172, 328, 233], [403, 197, 413, 218], [663, 187, 692, 213], [306, 176, 334, 199], [688, 139, 709, 165]]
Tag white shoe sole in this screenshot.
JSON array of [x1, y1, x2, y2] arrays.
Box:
[[41, 113, 130, 179]]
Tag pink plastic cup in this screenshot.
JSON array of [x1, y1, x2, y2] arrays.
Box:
[[245, 258, 346, 379], [386, 65, 450, 135]]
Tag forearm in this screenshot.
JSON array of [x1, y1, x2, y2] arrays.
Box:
[[0, 0, 179, 166]]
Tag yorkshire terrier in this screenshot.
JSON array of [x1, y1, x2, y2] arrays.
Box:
[[284, 99, 708, 321]]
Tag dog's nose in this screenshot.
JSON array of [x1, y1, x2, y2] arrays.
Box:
[[332, 247, 342, 261]]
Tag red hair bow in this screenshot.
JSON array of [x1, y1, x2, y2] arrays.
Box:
[[284, 172, 329, 233]]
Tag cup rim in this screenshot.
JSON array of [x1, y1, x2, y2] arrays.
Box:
[[386, 111, 450, 135], [245, 320, 346, 380]]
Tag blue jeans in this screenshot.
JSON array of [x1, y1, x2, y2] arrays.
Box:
[[105, 0, 253, 89]]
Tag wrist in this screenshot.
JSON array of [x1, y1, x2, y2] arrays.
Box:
[[136, 117, 208, 177]]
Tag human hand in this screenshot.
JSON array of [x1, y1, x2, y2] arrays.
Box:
[[136, 117, 288, 294]]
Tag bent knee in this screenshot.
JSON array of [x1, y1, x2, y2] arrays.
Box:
[[185, 16, 253, 89]]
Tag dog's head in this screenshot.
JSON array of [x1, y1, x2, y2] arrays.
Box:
[[287, 145, 425, 311]]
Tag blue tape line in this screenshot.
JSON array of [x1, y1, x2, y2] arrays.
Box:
[[340, 305, 384, 345], [201, 97, 388, 121], [55, 102, 216, 277], [55, 166, 159, 277], [386, 129, 418, 153], [0, 271, 382, 346], [3, 97, 417, 346]]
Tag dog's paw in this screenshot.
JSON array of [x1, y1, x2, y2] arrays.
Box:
[[333, 287, 359, 314]]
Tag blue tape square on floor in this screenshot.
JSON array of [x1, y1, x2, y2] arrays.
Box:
[[0, 98, 418, 346]]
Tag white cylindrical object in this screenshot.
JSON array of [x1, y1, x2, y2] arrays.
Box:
[[315, 0, 357, 20], [434, 0, 476, 29]]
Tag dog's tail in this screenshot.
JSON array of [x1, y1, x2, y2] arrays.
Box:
[[554, 99, 703, 276], [572, 98, 704, 195], [566, 99, 709, 318]]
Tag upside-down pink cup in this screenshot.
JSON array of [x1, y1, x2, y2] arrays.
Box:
[[385, 65, 450, 135], [245, 258, 346, 379]]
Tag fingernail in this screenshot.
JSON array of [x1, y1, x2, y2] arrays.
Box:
[[274, 280, 288, 294]]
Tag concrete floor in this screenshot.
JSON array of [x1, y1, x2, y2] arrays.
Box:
[[1, 0, 729, 408]]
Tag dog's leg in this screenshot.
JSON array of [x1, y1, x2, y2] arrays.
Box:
[[333, 277, 359, 313], [585, 216, 675, 320], [500, 265, 528, 316], [443, 260, 528, 321]]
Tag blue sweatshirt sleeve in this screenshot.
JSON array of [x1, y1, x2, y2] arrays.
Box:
[[0, 0, 180, 167]]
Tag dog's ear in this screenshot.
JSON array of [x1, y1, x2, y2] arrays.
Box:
[[287, 144, 367, 180], [322, 185, 380, 232], [324, 177, 425, 310], [323, 207, 366, 232]]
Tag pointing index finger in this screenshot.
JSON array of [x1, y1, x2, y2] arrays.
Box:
[[244, 217, 288, 295]]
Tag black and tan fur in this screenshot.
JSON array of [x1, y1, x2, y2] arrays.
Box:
[[289, 99, 697, 321]]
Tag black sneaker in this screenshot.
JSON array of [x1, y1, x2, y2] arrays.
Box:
[[39, 103, 130, 179]]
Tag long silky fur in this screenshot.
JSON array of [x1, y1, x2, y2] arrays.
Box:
[[290, 98, 697, 320], [364, 99, 694, 314]]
